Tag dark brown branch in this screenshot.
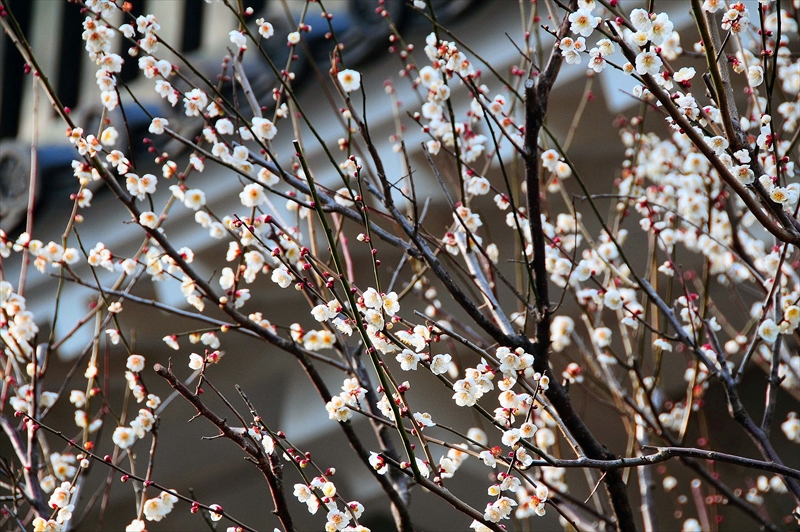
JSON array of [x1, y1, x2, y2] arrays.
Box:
[[51, 274, 350, 372], [380, 454, 505, 532], [0, 416, 48, 517], [521, 3, 636, 531], [154, 364, 296, 532], [761, 334, 783, 436], [15, 411, 258, 532], [641, 446, 800, 480]]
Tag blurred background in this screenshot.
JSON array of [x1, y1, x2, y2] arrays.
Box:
[[1, 1, 798, 530]]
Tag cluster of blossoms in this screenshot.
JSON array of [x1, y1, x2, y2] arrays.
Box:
[[141, 490, 179, 522], [418, 34, 488, 164], [325, 377, 367, 422], [108, 356, 160, 451], [81, 13, 123, 111], [293, 477, 367, 531], [33, 481, 76, 531], [1, 279, 42, 360], [0, 234, 80, 276], [473, 482, 549, 528]]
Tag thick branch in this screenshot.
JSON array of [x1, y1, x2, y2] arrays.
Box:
[[0, 415, 49, 516], [522, 4, 636, 531]]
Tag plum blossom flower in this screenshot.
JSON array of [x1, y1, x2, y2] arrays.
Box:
[[125, 173, 157, 200], [163, 335, 179, 350], [139, 211, 158, 229], [326, 508, 351, 530], [127, 355, 145, 372], [381, 292, 400, 316], [256, 18, 274, 39], [653, 338, 673, 352], [414, 412, 435, 427], [674, 67, 696, 82], [648, 13, 674, 45], [49, 482, 73, 509], [251, 117, 277, 141], [588, 47, 607, 72], [362, 287, 382, 310], [183, 189, 206, 210], [236, 183, 268, 209], [100, 126, 118, 145], [635, 51, 662, 76], [732, 165, 755, 184], [748, 65, 764, 87], [430, 353, 452, 375], [396, 349, 424, 371], [369, 452, 388, 474], [758, 319, 780, 343], [568, 9, 598, 37], [258, 167, 279, 186], [558, 36, 586, 65], [112, 426, 137, 449], [541, 149, 561, 171], [593, 327, 612, 348], [219, 267, 235, 290], [183, 88, 208, 116], [337, 69, 361, 93], [629, 8, 652, 33], [142, 492, 176, 522], [326, 395, 352, 422], [782, 412, 800, 442], [770, 186, 798, 207], [229, 30, 246, 49], [604, 289, 623, 309], [479, 449, 497, 468], [705, 135, 728, 155], [189, 353, 204, 370], [125, 519, 146, 532], [101, 90, 118, 110], [272, 268, 292, 288], [200, 332, 220, 349]]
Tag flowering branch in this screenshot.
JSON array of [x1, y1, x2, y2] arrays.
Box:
[[1, 0, 799, 530], [153, 363, 297, 532], [523, 3, 637, 531]]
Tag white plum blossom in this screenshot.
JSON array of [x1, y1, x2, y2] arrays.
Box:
[[183, 189, 206, 210], [251, 117, 277, 141], [240, 183, 267, 207], [430, 353, 452, 375], [648, 13, 674, 45], [125, 173, 157, 200], [256, 18, 274, 39], [558, 36, 586, 65], [272, 268, 292, 288], [568, 9, 599, 37], [396, 349, 425, 371], [183, 88, 208, 116], [758, 319, 780, 343], [635, 51, 663, 76], [112, 426, 137, 449], [229, 30, 246, 49], [337, 69, 362, 93], [748, 65, 764, 87]]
